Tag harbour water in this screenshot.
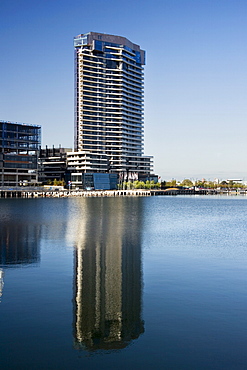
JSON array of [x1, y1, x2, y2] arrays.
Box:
[[0, 196, 247, 369]]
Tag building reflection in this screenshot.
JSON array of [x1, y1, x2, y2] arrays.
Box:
[[70, 198, 144, 351], [0, 269, 3, 302], [0, 223, 40, 267]]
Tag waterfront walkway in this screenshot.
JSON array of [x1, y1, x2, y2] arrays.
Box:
[[1, 187, 246, 198], [0, 188, 151, 198]]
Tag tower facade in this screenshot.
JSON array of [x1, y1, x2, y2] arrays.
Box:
[[73, 32, 152, 175]]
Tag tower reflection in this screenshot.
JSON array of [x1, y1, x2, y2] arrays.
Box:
[[71, 198, 144, 351]]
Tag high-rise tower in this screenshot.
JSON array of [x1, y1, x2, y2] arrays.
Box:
[[73, 32, 152, 175]]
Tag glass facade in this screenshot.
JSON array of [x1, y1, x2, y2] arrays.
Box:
[[0, 121, 41, 186]]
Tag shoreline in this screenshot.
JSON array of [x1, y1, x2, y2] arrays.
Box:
[[1, 188, 247, 198]]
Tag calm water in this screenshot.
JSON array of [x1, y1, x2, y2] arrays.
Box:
[[0, 196, 247, 369]]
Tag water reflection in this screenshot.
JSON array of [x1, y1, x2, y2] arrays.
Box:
[[0, 269, 3, 302], [70, 198, 144, 351], [0, 222, 40, 267]]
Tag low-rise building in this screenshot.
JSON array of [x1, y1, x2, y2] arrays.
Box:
[[67, 150, 155, 190], [38, 146, 72, 184], [0, 120, 41, 186], [67, 150, 117, 189]]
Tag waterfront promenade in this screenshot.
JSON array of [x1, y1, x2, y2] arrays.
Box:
[[0, 187, 151, 198], [1, 187, 246, 198]]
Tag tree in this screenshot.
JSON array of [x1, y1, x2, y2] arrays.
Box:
[[181, 179, 193, 187], [161, 180, 166, 188], [195, 180, 205, 188], [206, 181, 216, 189], [219, 181, 228, 188], [166, 179, 177, 187], [134, 181, 145, 189], [145, 180, 151, 189], [126, 181, 133, 189], [133, 180, 139, 189]]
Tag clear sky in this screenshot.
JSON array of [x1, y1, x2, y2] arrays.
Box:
[[1, 0, 247, 181]]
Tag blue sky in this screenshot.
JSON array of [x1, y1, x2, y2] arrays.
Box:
[[1, 0, 247, 180]]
